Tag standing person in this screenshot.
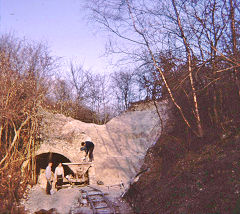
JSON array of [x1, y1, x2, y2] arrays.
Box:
[[45, 162, 53, 195], [54, 163, 64, 190], [80, 141, 95, 162]]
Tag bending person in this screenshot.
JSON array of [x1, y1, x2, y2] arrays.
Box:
[[80, 141, 95, 162]]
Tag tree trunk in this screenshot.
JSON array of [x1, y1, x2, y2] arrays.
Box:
[[172, 0, 203, 137], [229, 0, 240, 97], [126, 0, 196, 135]]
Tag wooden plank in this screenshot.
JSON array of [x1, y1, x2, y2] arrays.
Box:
[[91, 199, 104, 203], [82, 186, 116, 214], [96, 210, 113, 214], [88, 192, 102, 196], [62, 162, 93, 165], [87, 186, 116, 214], [101, 193, 116, 214], [85, 190, 97, 214], [95, 205, 108, 209]]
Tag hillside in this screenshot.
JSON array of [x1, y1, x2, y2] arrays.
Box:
[[124, 131, 240, 213]]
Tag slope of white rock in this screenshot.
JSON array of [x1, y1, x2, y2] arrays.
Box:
[[37, 100, 169, 186]]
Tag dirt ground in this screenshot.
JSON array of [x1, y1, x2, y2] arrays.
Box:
[[124, 133, 240, 213], [21, 184, 133, 214]]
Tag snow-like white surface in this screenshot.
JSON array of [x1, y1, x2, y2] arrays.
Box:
[[37, 100, 169, 186]]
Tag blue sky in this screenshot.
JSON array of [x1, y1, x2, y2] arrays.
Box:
[[0, 0, 113, 74]]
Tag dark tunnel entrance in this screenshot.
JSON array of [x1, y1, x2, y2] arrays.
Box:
[[35, 152, 74, 183]]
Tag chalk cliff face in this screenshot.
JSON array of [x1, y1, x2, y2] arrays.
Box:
[[37, 100, 169, 186]]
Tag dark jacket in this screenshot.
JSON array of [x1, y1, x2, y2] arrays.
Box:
[[80, 141, 94, 154]]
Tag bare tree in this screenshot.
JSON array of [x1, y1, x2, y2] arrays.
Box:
[[86, 0, 200, 135], [86, 0, 240, 137], [67, 62, 114, 123], [51, 78, 73, 115], [171, 0, 203, 137], [69, 62, 91, 102], [85, 73, 111, 123], [229, 0, 240, 96], [0, 34, 56, 210], [111, 69, 137, 111]]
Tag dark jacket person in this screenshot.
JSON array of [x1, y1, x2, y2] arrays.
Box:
[[80, 141, 94, 162]]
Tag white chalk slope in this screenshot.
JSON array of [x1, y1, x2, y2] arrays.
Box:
[[39, 100, 169, 186]]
